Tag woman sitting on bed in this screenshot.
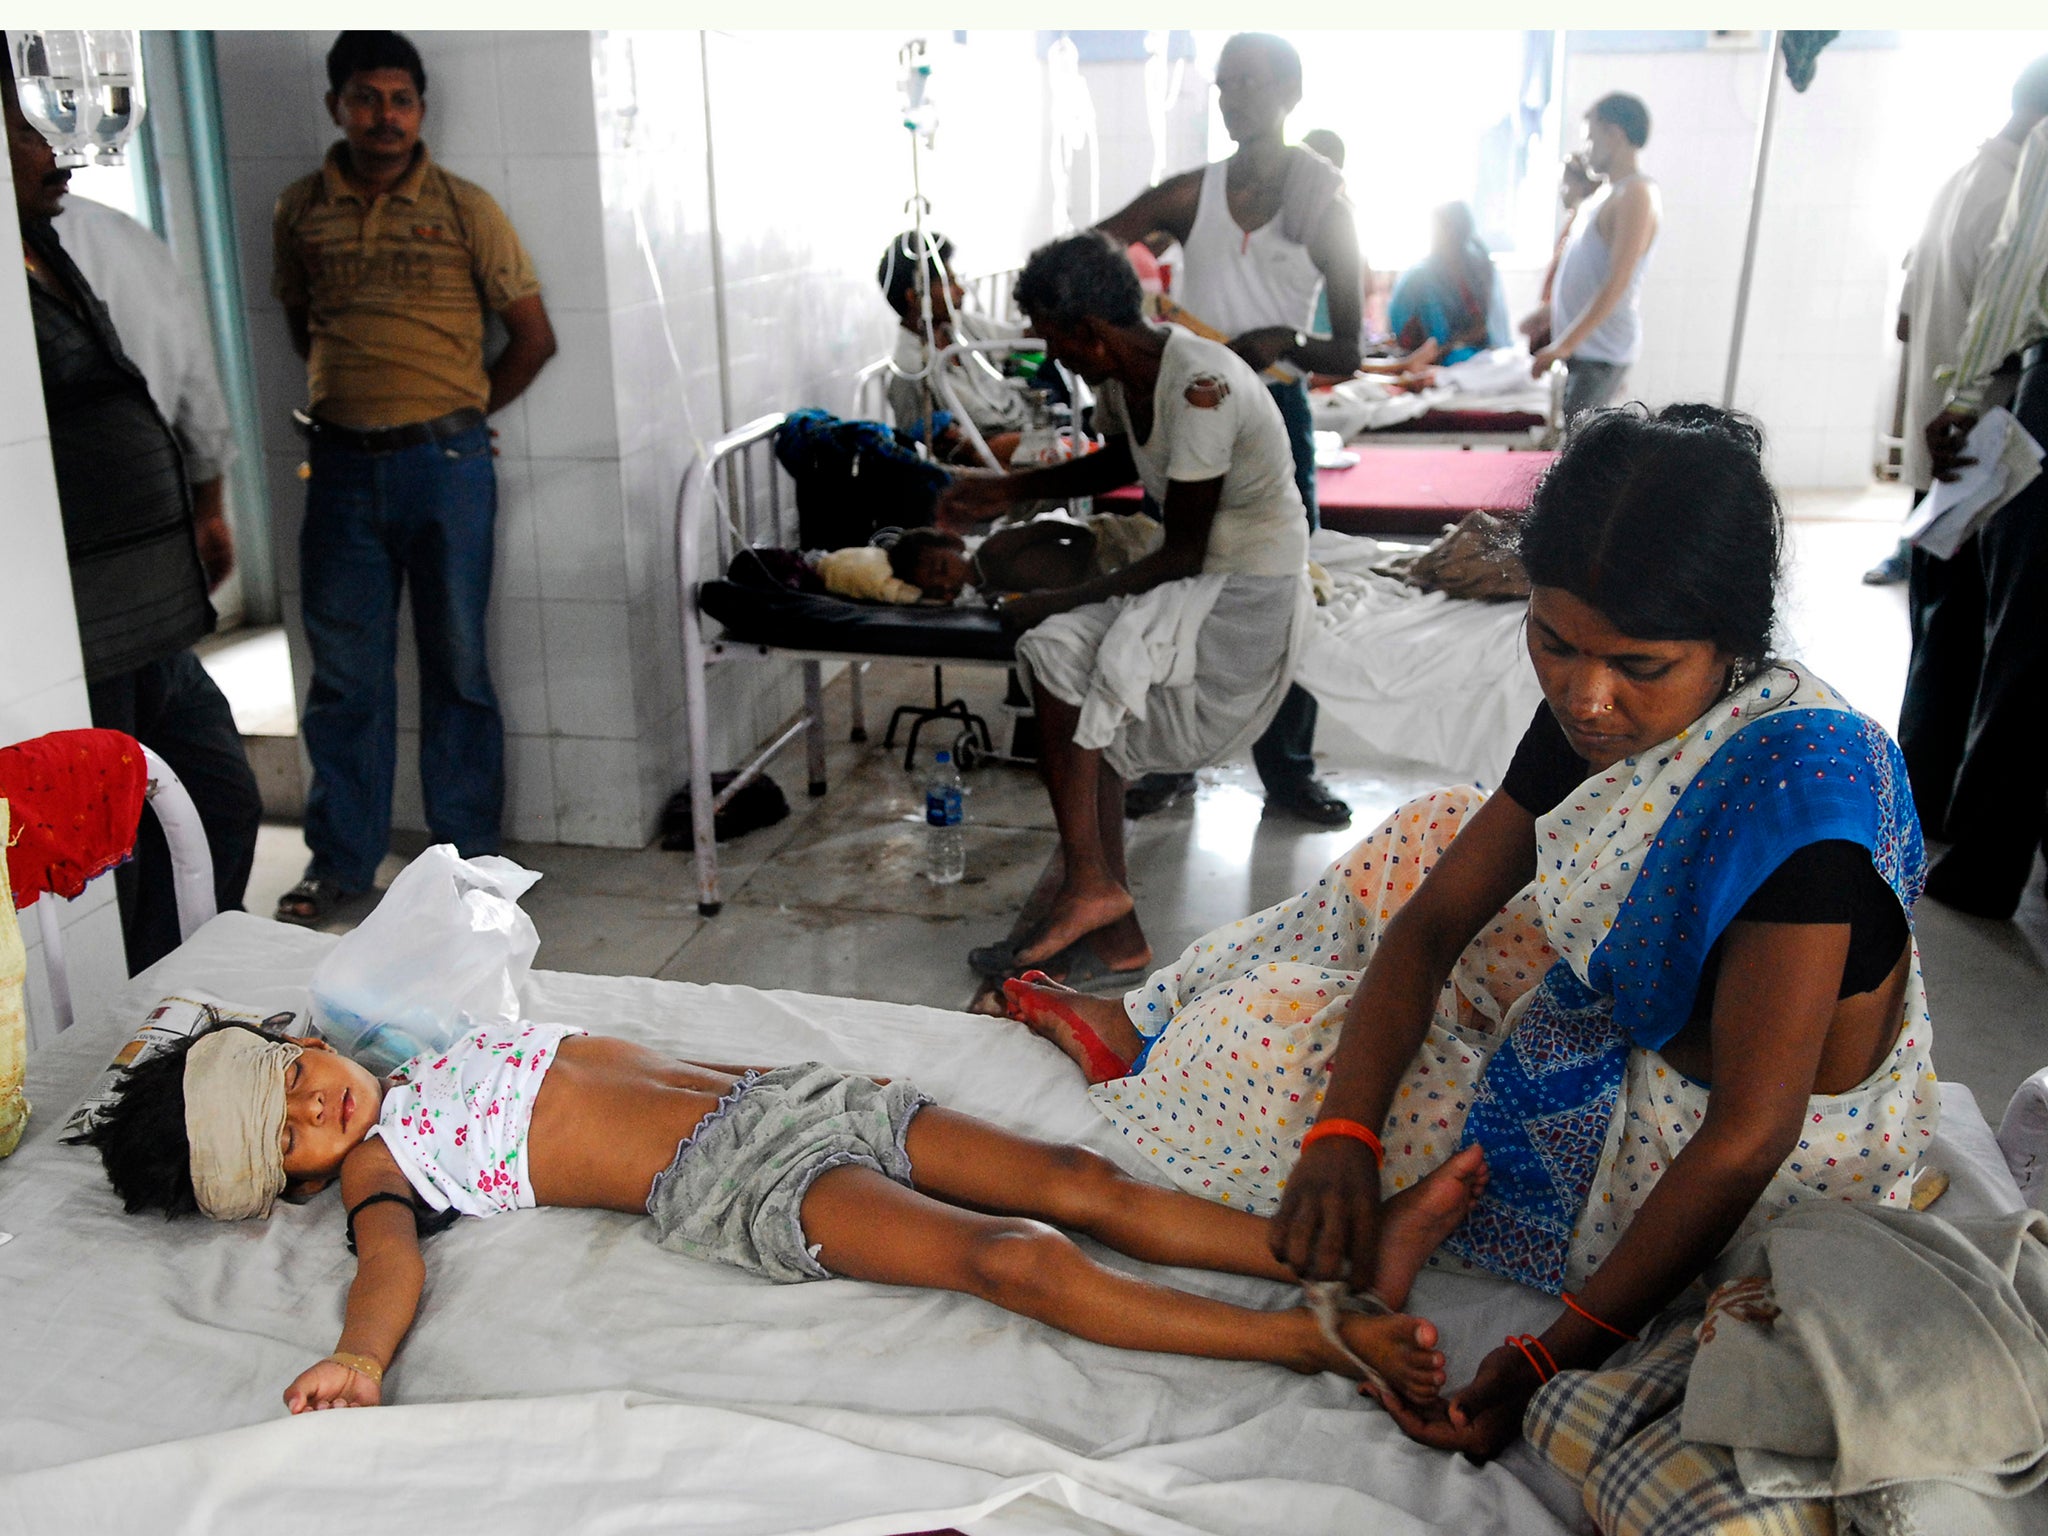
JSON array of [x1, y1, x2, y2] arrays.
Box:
[[1388, 202, 1510, 367], [1000, 404, 1937, 1457], [84, 1015, 1490, 1413], [937, 231, 1313, 983]]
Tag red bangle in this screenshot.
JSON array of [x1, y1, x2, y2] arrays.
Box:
[[1560, 1291, 1639, 1342], [1507, 1333, 1557, 1384], [1300, 1117, 1385, 1167]]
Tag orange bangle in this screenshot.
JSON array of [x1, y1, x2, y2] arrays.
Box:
[[1300, 1117, 1385, 1167], [1507, 1333, 1557, 1384], [1560, 1291, 1639, 1342]]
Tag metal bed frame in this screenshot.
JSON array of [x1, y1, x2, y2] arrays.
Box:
[[674, 413, 1018, 916]]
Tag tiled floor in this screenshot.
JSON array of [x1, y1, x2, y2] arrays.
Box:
[[241, 485, 2048, 1122]]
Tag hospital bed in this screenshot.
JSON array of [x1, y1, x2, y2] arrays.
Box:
[[1098, 445, 1554, 540], [680, 412, 1023, 915], [0, 912, 2025, 1534], [1311, 349, 1566, 449]]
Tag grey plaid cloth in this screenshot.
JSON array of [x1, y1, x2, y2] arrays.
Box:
[[1522, 1311, 1834, 1536]]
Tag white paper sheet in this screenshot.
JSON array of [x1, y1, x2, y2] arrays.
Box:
[[1906, 407, 2046, 560]]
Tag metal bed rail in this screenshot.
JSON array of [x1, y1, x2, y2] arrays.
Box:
[[677, 411, 813, 916]]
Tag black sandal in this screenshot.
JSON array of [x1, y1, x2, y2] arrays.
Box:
[[274, 877, 355, 927]]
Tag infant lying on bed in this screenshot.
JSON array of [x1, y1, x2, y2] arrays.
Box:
[[84, 1015, 1485, 1414], [850, 512, 1165, 606]]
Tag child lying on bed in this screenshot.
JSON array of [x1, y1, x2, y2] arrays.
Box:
[[84, 1017, 1485, 1413], [886, 513, 1163, 605]]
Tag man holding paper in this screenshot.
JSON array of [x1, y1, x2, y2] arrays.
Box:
[[1913, 77, 2048, 920]]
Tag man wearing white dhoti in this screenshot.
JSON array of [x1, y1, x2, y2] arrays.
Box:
[[938, 232, 1312, 986]]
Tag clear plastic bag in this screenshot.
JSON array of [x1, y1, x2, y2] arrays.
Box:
[[309, 845, 542, 1076]]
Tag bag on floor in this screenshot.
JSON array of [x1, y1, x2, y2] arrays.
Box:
[[773, 409, 949, 550], [660, 773, 790, 851], [309, 845, 542, 1076]]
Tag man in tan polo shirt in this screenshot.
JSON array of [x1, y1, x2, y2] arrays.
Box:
[[272, 30, 556, 924]]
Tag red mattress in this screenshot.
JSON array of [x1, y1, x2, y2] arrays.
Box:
[[1102, 447, 1555, 538]]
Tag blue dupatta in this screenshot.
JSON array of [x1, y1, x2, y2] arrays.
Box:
[[1440, 669, 1926, 1293]]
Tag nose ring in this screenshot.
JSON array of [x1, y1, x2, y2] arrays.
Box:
[[1601, 701, 1614, 712]]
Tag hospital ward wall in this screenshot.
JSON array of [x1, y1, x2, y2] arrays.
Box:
[[213, 30, 1072, 850], [1561, 35, 1912, 490], [0, 141, 127, 1050]]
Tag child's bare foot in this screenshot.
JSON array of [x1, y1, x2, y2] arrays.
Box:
[[1014, 882, 1135, 968], [1001, 971, 1144, 1083], [1303, 1308, 1446, 1401], [1373, 1145, 1488, 1310]]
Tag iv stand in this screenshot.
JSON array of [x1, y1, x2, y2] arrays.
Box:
[[901, 38, 940, 456]]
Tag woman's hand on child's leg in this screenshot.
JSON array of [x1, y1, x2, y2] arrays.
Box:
[[283, 1357, 382, 1414]]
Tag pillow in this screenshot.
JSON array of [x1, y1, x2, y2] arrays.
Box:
[[60, 990, 302, 1144]]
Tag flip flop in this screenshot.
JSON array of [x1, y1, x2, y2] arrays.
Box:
[[1301, 1278, 1395, 1398], [1000, 970, 1136, 1081], [968, 936, 1150, 989]]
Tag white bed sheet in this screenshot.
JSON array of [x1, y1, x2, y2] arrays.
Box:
[[0, 915, 2020, 1535], [1299, 528, 1544, 785]]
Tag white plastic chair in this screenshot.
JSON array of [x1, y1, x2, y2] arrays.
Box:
[[21, 744, 215, 1035]]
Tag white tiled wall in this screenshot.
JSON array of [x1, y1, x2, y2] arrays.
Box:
[[1562, 38, 1914, 488], [1, 153, 129, 1051]]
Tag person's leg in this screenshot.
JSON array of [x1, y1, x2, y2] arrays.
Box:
[[1089, 757, 1150, 973], [1253, 380, 1349, 822], [402, 426, 505, 859], [798, 1161, 1445, 1394], [1925, 363, 2048, 916], [134, 651, 263, 918], [299, 443, 403, 893], [1017, 685, 1134, 966], [1561, 359, 1625, 419], [899, 1106, 1484, 1313], [84, 667, 166, 973], [1898, 504, 1981, 840]]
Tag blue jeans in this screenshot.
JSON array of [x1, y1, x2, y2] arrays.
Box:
[[300, 424, 503, 890], [1254, 380, 1320, 790]]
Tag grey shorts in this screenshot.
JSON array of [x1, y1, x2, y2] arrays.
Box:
[[645, 1062, 931, 1282]]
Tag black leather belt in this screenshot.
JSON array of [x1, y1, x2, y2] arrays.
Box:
[[293, 406, 487, 453], [2023, 340, 2046, 373]]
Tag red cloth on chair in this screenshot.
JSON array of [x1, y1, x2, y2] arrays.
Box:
[[0, 729, 149, 909]]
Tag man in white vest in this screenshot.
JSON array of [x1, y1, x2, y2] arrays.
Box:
[[1098, 31, 1362, 829]]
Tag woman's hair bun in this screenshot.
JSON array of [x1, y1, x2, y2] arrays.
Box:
[[1650, 402, 1765, 457]]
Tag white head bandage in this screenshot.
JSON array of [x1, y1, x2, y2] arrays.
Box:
[[183, 1029, 302, 1221]]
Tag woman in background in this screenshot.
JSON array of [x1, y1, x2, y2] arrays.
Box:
[[1389, 203, 1509, 365]]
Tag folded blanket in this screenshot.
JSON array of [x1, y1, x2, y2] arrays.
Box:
[[1683, 1203, 2048, 1500]]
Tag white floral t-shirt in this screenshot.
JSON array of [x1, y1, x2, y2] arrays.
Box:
[[368, 1020, 584, 1216]]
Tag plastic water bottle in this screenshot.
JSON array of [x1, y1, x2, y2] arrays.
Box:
[[924, 750, 966, 884]]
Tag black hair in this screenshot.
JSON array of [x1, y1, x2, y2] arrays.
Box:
[[1015, 231, 1144, 331], [82, 1015, 287, 1219], [1591, 91, 1651, 149], [326, 31, 427, 97], [877, 230, 954, 313], [1516, 403, 1781, 665], [887, 526, 964, 584], [2016, 55, 2048, 117], [1224, 32, 1303, 93]]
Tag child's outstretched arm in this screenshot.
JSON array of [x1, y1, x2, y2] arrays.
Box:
[[283, 1138, 424, 1414]]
